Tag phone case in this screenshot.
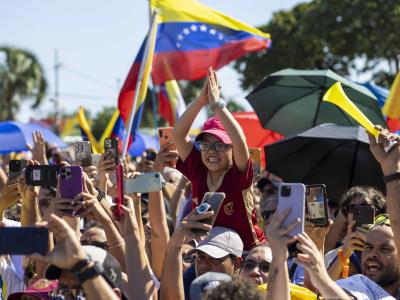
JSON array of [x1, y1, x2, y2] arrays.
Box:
[[249, 147, 262, 176], [26, 165, 61, 187], [0, 227, 48, 255], [104, 138, 119, 165], [74, 142, 92, 167], [8, 159, 27, 181], [277, 183, 306, 237], [353, 206, 375, 229], [59, 166, 83, 199], [192, 192, 226, 235], [114, 163, 124, 220], [124, 172, 162, 194], [305, 184, 329, 227], [158, 127, 177, 148]]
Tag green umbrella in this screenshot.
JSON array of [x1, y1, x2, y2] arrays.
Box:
[[246, 69, 387, 136]]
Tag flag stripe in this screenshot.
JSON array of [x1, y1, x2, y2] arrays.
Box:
[[152, 36, 268, 83]]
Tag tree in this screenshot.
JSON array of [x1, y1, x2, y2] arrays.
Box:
[[0, 46, 47, 120], [91, 106, 116, 140], [234, 0, 400, 90]]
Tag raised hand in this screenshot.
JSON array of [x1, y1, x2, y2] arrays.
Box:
[[368, 126, 400, 175], [0, 180, 20, 213], [153, 142, 180, 172], [207, 67, 220, 105], [26, 131, 48, 165], [32, 214, 86, 270], [18, 160, 40, 204], [341, 220, 368, 258]]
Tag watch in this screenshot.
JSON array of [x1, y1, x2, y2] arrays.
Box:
[[208, 98, 226, 112], [383, 172, 400, 183], [76, 262, 105, 284]]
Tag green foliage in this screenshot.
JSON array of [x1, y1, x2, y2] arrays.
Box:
[[0, 46, 47, 120], [234, 0, 400, 90], [91, 106, 116, 140]]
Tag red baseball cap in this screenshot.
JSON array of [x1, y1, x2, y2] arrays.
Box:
[[195, 117, 232, 144], [8, 278, 58, 300]]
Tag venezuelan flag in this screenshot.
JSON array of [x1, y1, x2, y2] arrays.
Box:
[[150, 0, 271, 84], [118, 14, 159, 150], [158, 80, 187, 125], [382, 72, 400, 132]]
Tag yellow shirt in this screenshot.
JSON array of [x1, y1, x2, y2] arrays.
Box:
[[258, 283, 319, 300]]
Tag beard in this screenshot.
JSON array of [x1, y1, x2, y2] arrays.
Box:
[[373, 264, 400, 287]]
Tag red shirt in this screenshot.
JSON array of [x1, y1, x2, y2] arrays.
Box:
[[177, 147, 266, 250]]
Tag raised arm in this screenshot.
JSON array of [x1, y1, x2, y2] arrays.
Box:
[[368, 127, 400, 267], [173, 80, 209, 161], [208, 68, 249, 172], [296, 233, 351, 300]]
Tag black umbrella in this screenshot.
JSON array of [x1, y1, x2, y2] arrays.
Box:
[[246, 69, 386, 136], [265, 123, 385, 203]]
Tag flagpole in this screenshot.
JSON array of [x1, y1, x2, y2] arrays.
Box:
[[148, 0, 158, 138], [121, 10, 158, 158]]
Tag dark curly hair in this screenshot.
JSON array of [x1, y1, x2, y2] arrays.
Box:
[[203, 278, 263, 300], [339, 186, 386, 216]]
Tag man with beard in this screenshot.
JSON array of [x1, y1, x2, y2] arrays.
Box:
[[335, 218, 400, 299]]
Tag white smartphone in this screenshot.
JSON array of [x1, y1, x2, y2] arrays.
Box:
[[277, 183, 306, 237], [124, 172, 162, 193]]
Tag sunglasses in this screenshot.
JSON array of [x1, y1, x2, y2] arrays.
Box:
[[261, 210, 276, 221], [242, 259, 271, 273], [195, 141, 231, 152]]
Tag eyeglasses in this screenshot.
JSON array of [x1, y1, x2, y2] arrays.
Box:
[[182, 253, 195, 264], [195, 141, 231, 152], [261, 210, 276, 222], [242, 259, 271, 273]]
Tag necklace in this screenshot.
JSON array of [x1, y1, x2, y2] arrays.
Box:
[[207, 169, 228, 192]]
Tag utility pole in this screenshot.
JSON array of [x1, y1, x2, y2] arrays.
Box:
[[54, 49, 61, 120]]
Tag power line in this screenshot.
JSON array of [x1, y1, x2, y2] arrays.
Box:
[[62, 65, 117, 90]]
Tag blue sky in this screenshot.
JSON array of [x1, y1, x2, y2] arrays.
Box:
[[0, 0, 307, 123]]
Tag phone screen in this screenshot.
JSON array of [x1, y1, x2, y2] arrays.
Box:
[[306, 185, 328, 227]]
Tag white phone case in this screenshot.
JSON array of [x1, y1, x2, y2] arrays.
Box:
[[124, 172, 162, 193]]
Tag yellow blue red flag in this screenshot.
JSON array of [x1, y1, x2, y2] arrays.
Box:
[[158, 80, 187, 125]]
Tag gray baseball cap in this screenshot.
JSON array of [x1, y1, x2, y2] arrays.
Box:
[[190, 272, 232, 300], [191, 226, 243, 259]]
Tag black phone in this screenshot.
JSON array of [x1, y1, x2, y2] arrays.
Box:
[[25, 165, 61, 187], [353, 206, 375, 231], [145, 149, 157, 162], [0, 227, 48, 255], [9, 159, 27, 181], [104, 138, 119, 165], [191, 192, 225, 235], [305, 184, 329, 227]]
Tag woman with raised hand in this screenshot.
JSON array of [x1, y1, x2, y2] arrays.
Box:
[[173, 67, 265, 250]]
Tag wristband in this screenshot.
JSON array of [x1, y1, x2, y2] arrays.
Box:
[[76, 262, 104, 284], [383, 172, 400, 183], [337, 249, 350, 278], [71, 256, 92, 274], [208, 98, 226, 112]]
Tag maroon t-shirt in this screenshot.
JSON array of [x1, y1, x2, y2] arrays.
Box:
[[177, 147, 266, 250]]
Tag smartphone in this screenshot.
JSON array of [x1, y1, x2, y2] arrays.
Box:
[[0, 227, 48, 255], [249, 147, 262, 176], [192, 192, 226, 235], [158, 127, 177, 167], [104, 138, 119, 165], [114, 163, 124, 220], [353, 206, 375, 231], [74, 141, 92, 167], [59, 166, 83, 199], [124, 172, 162, 193], [8, 159, 27, 181], [277, 183, 306, 237], [305, 184, 329, 227], [25, 165, 61, 188]]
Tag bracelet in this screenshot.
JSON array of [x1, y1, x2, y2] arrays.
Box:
[[108, 241, 125, 249], [95, 188, 106, 202], [76, 262, 104, 285], [383, 172, 400, 183], [71, 256, 92, 274], [337, 249, 350, 278]]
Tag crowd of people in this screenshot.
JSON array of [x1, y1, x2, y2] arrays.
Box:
[[0, 68, 399, 300]]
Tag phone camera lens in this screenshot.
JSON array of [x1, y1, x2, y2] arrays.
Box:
[[281, 185, 291, 197], [155, 174, 159, 178]]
